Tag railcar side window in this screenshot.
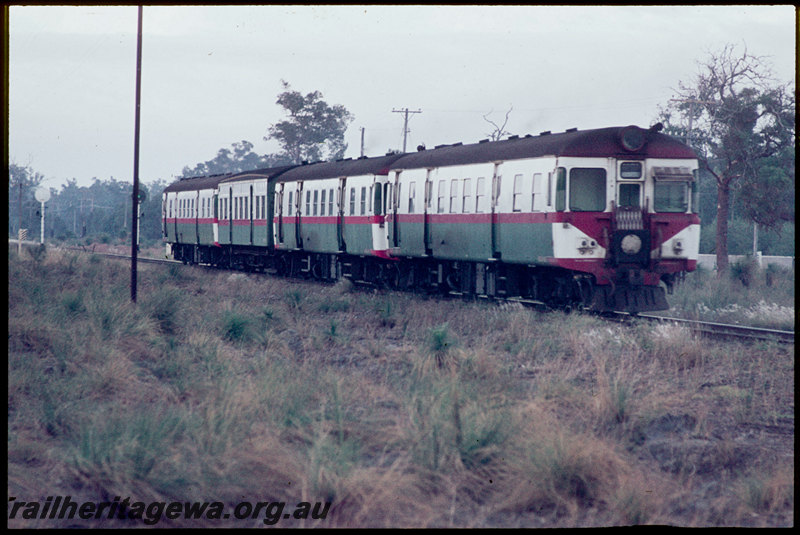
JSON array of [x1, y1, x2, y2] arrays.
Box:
[[555, 168, 566, 212], [532, 173, 542, 211], [437, 181, 446, 214], [373, 184, 382, 216], [349, 188, 355, 215], [329, 188, 334, 215], [288, 191, 293, 216], [450, 179, 458, 213], [396, 184, 401, 212], [462, 178, 472, 213], [320, 190, 326, 216], [654, 182, 689, 212], [493, 175, 502, 207], [425, 181, 432, 209], [513, 174, 523, 212], [360, 187, 367, 215], [408, 181, 416, 213], [475, 177, 485, 213], [569, 167, 606, 212]]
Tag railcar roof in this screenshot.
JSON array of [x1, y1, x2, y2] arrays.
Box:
[[389, 126, 696, 170], [275, 153, 407, 183], [220, 165, 298, 184], [163, 173, 236, 193]]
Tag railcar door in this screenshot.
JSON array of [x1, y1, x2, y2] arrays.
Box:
[[213, 193, 219, 245], [194, 192, 200, 245], [423, 171, 432, 254], [295, 182, 303, 249], [337, 177, 346, 252], [491, 163, 501, 257], [616, 161, 645, 230], [172, 194, 178, 241], [389, 171, 400, 248], [249, 185, 254, 245], [276, 183, 285, 245], [161, 196, 167, 238]]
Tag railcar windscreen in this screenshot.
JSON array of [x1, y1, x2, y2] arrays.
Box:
[[569, 168, 606, 211], [619, 183, 641, 207], [654, 182, 689, 212]]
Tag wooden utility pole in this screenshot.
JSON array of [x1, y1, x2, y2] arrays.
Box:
[[392, 108, 421, 153], [131, 5, 143, 302]]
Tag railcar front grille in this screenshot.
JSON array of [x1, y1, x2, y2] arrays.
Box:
[[615, 206, 644, 230]]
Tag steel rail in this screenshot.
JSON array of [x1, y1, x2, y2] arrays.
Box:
[[604, 311, 794, 344]]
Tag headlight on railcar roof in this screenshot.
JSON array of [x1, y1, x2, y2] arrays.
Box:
[[620, 234, 642, 255], [620, 126, 646, 152]]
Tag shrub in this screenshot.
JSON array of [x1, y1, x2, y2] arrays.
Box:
[[220, 310, 254, 343], [142, 287, 183, 334], [730, 256, 758, 287]]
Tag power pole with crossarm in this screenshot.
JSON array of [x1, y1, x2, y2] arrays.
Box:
[[392, 108, 422, 153]]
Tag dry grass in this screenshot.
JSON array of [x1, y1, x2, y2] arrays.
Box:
[[662, 264, 795, 330], [7, 245, 794, 527]]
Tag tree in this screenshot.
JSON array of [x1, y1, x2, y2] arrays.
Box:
[[8, 163, 44, 237], [181, 140, 291, 178], [483, 106, 513, 141], [265, 80, 354, 164], [658, 43, 795, 274]]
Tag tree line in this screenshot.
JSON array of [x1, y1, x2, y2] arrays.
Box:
[[8, 48, 795, 264]]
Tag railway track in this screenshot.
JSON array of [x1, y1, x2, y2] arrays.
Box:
[[605, 311, 795, 345], [71, 247, 795, 345]]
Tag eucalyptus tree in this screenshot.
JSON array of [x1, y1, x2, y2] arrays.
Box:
[[658, 44, 795, 274], [265, 80, 354, 164]]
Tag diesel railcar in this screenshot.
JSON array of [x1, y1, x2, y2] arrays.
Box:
[[162, 124, 700, 313]]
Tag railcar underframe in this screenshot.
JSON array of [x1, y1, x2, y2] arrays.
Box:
[[170, 242, 666, 312]]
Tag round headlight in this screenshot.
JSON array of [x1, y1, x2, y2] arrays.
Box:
[[620, 234, 642, 255], [620, 126, 646, 152]]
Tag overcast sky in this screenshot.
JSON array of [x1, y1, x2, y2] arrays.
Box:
[[8, 4, 796, 190]]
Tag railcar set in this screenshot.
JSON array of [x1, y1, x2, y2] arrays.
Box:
[[162, 125, 700, 313]]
